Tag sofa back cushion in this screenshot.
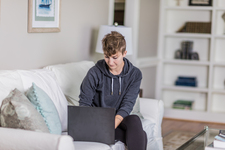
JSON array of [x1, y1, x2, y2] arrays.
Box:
[[44, 61, 144, 119], [44, 61, 95, 106], [0, 70, 24, 105], [0, 69, 68, 132]]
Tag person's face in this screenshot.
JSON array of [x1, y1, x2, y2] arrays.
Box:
[[104, 51, 127, 71]]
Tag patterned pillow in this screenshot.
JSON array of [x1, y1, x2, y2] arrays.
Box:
[[0, 89, 49, 133]]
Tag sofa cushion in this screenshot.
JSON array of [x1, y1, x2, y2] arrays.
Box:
[[0, 89, 49, 133], [0, 70, 24, 106], [141, 118, 155, 142], [0, 127, 75, 150], [26, 83, 62, 135], [73, 141, 111, 150], [18, 70, 68, 132], [44, 61, 95, 106]]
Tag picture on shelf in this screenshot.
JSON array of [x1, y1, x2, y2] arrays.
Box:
[[189, 0, 212, 6]]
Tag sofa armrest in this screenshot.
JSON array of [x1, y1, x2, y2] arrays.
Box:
[[0, 127, 75, 150], [139, 98, 164, 138]]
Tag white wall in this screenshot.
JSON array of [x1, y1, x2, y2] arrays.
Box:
[[138, 0, 160, 98], [138, 0, 159, 58], [0, 0, 109, 70], [0, 0, 160, 99]]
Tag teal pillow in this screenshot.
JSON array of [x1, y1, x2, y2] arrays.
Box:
[[26, 83, 62, 134]]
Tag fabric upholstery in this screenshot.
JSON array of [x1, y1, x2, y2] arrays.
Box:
[[44, 61, 95, 106], [0, 89, 49, 133], [18, 70, 68, 132], [0, 127, 74, 150], [130, 95, 144, 119], [26, 83, 62, 134]]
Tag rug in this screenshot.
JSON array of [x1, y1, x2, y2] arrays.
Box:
[[163, 130, 197, 150]]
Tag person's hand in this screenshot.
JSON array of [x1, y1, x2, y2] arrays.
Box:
[[115, 115, 123, 129]]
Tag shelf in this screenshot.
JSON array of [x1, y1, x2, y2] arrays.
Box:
[[157, 0, 225, 124], [162, 85, 208, 93], [215, 8, 225, 11], [164, 108, 225, 124], [163, 59, 210, 66], [212, 89, 225, 94], [165, 33, 211, 38], [165, 6, 213, 10], [213, 62, 225, 66], [215, 35, 225, 39], [165, 107, 204, 113]]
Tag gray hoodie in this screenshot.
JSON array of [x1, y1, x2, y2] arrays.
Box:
[[79, 58, 142, 118]]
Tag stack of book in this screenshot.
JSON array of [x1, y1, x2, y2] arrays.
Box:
[[172, 100, 194, 110], [177, 22, 211, 33], [205, 130, 225, 150], [214, 130, 225, 148], [175, 76, 198, 87]]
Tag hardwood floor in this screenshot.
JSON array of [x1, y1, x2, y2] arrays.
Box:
[[162, 118, 225, 137]]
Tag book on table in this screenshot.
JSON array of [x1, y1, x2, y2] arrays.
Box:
[[214, 134, 225, 149], [205, 142, 224, 150], [205, 130, 225, 149]]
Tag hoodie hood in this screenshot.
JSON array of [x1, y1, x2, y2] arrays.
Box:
[[95, 57, 134, 95], [95, 57, 134, 78]]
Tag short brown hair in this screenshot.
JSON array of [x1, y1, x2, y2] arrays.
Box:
[[102, 31, 126, 56]]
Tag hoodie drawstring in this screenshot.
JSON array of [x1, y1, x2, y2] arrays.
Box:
[[111, 77, 122, 95], [119, 77, 121, 95], [111, 78, 113, 95]]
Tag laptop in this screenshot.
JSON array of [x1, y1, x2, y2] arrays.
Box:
[[68, 106, 115, 145]]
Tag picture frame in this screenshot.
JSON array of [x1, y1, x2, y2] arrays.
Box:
[[28, 0, 61, 33], [189, 0, 212, 6]]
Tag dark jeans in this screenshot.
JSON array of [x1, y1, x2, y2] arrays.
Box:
[[115, 115, 147, 150]]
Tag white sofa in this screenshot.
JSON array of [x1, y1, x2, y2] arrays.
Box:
[[0, 61, 164, 150]]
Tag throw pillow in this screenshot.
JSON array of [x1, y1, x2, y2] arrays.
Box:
[[26, 83, 62, 135], [0, 89, 49, 133]]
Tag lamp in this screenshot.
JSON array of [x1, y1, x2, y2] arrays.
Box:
[[95, 24, 133, 55]]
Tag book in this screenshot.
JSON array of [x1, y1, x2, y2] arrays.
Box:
[[215, 135, 225, 142], [219, 130, 225, 138], [211, 133, 225, 149], [214, 139, 225, 149], [175, 76, 198, 87], [205, 142, 224, 150], [172, 100, 194, 110]]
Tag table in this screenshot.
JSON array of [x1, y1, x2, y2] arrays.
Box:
[[177, 126, 222, 150]]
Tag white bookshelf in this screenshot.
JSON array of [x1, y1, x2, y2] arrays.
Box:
[[156, 0, 225, 123]]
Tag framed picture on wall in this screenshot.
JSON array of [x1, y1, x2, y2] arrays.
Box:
[[189, 0, 212, 6], [28, 0, 61, 33]]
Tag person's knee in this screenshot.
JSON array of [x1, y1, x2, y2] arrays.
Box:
[[127, 115, 140, 122], [123, 115, 142, 126]]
